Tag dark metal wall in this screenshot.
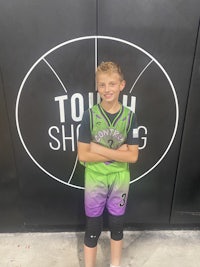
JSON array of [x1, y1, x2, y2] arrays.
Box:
[[0, 0, 200, 231], [171, 22, 200, 225]]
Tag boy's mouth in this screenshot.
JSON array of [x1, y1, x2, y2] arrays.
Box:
[[104, 93, 113, 98]]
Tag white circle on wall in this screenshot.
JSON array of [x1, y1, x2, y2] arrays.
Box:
[[15, 35, 179, 189]]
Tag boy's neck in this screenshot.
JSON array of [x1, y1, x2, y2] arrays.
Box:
[[100, 101, 121, 114]]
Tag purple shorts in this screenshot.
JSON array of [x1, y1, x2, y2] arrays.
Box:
[[84, 168, 130, 217]]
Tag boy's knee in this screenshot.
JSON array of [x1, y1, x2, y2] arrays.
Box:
[[84, 216, 103, 247], [109, 214, 124, 241]]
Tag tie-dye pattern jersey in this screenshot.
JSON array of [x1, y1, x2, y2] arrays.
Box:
[[84, 104, 135, 174]]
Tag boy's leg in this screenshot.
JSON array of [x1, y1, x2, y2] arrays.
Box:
[[84, 245, 97, 267], [84, 216, 103, 267], [109, 214, 124, 267], [84, 169, 107, 266], [110, 239, 123, 266], [107, 170, 130, 267]]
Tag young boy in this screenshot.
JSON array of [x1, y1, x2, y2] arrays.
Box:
[[78, 61, 139, 267]]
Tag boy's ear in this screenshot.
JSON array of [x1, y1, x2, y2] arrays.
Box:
[[120, 80, 126, 91]]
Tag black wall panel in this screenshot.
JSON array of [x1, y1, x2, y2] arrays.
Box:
[[171, 22, 200, 224], [0, 67, 18, 231], [0, 0, 200, 231], [0, 0, 96, 231], [0, 70, 16, 183], [98, 0, 200, 226]]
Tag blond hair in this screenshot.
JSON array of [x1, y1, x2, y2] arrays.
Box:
[[96, 61, 124, 81]]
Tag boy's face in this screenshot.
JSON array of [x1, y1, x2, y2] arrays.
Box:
[[96, 72, 125, 104]]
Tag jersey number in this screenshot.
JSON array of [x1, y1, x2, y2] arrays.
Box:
[[108, 139, 113, 148], [120, 193, 127, 207]]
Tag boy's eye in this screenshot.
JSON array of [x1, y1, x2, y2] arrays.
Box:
[[109, 82, 116, 86], [98, 82, 118, 88]]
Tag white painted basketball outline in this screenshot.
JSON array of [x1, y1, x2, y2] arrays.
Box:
[[15, 35, 179, 189]]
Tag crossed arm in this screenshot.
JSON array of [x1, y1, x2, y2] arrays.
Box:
[[77, 142, 139, 163]]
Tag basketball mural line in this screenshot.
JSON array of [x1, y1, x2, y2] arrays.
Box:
[[15, 35, 179, 189]]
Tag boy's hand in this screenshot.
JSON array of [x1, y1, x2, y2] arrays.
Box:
[[88, 142, 138, 163]]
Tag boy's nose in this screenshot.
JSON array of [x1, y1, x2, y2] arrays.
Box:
[[105, 85, 109, 91]]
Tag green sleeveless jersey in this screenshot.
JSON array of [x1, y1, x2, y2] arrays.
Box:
[[84, 104, 134, 174]]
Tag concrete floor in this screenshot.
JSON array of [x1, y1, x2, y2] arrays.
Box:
[[0, 230, 200, 267]]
